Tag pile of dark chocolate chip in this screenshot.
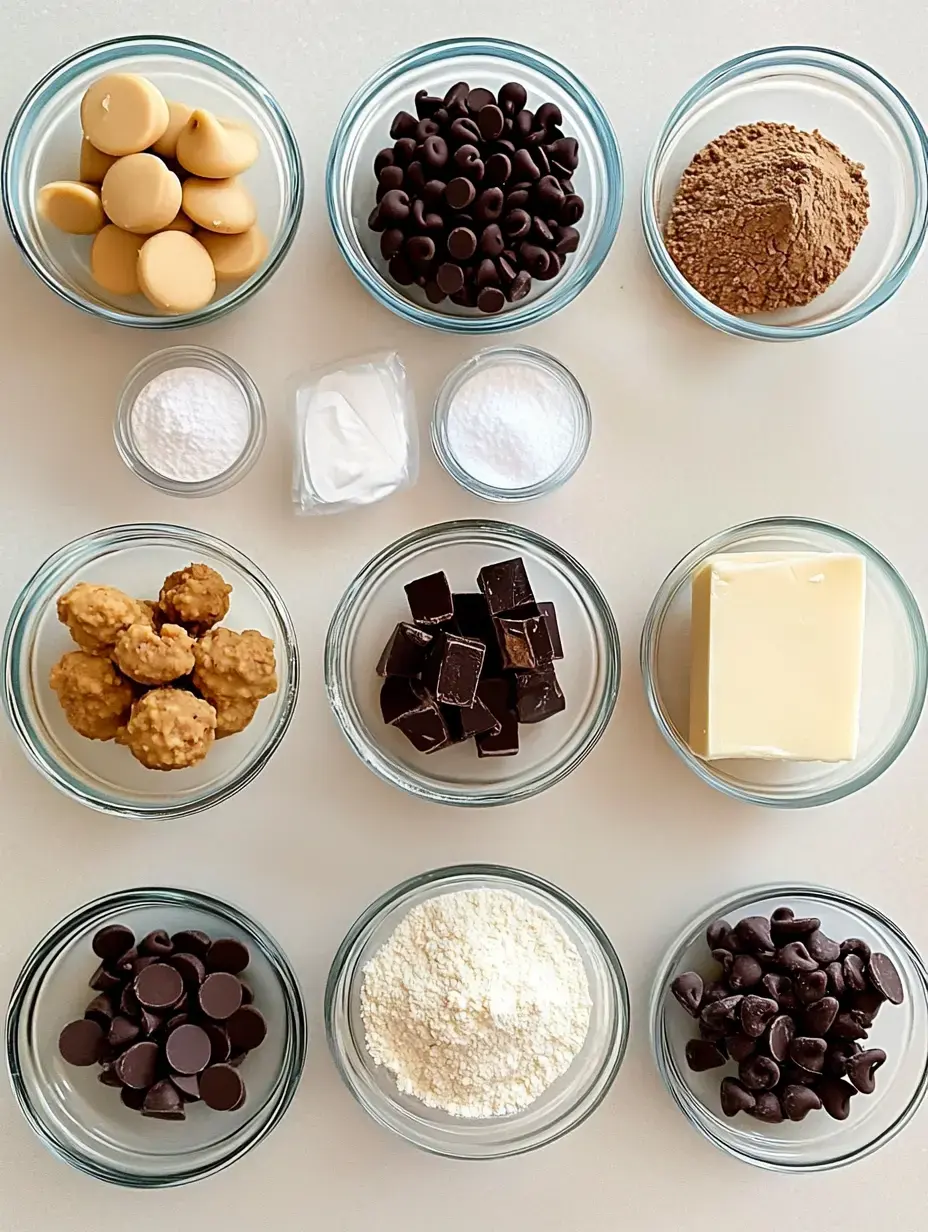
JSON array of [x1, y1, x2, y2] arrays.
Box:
[[367, 80, 584, 312], [670, 907, 903, 1124], [57, 923, 267, 1120], [378, 556, 565, 758]]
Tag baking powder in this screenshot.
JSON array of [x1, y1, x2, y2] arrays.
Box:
[[444, 358, 578, 490], [130, 365, 250, 483], [361, 888, 592, 1118]]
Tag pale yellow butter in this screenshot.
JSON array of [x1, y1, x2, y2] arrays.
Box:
[[688, 551, 866, 762]]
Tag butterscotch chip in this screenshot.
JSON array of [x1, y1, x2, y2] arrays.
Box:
[[80, 74, 170, 156], [79, 137, 117, 184], [101, 153, 182, 234], [196, 226, 268, 281], [137, 231, 216, 313], [175, 110, 259, 179], [151, 100, 194, 159], [162, 210, 195, 234], [182, 176, 256, 234], [90, 225, 145, 295], [37, 181, 104, 234]]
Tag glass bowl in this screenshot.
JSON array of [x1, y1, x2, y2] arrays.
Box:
[[326, 864, 629, 1159], [324, 519, 620, 807], [326, 37, 622, 334], [650, 884, 928, 1171], [641, 46, 928, 340], [431, 346, 591, 502], [6, 886, 307, 1187], [640, 517, 927, 808], [2, 35, 304, 328], [115, 346, 267, 498], [3, 523, 299, 819]]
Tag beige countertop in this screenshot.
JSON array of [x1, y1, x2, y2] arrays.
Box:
[[1, 0, 927, 1227]]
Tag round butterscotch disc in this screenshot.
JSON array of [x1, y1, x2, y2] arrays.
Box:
[[175, 109, 259, 179], [137, 231, 217, 313], [151, 101, 194, 159], [90, 225, 145, 295], [196, 226, 268, 281], [80, 74, 170, 156], [37, 181, 105, 234], [79, 137, 117, 184], [182, 176, 256, 234], [101, 153, 182, 234]]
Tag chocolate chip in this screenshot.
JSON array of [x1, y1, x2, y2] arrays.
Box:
[[830, 1010, 870, 1041], [497, 82, 527, 115], [560, 194, 584, 225], [554, 225, 580, 255], [200, 1064, 245, 1112], [107, 1015, 140, 1049], [437, 262, 465, 295], [749, 1091, 784, 1123], [204, 1023, 231, 1064], [92, 925, 135, 962], [847, 1048, 886, 1095], [504, 209, 532, 240], [740, 995, 778, 1038], [407, 235, 436, 265], [98, 1062, 122, 1088], [782, 1084, 823, 1121], [535, 102, 563, 130], [535, 250, 562, 281], [806, 930, 841, 965], [789, 1036, 827, 1074], [734, 916, 775, 953], [671, 972, 704, 1017], [825, 961, 846, 998], [508, 270, 532, 301], [485, 152, 511, 185], [421, 135, 449, 170], [373, 148, 395, 176], [390, 110, 417, 139], [199, 972, 244, 1021], [843, 953, 868, 992], [739, 1055, 780, 1091], [121, 1085, 146, 1111], [226, 1006, 268, 1053], [380, 228, 404, 260], [379, 189, 410, 224], [115, 1040, 159, 1089], [726, 1033, 757, 1063], [868, 952, 904, 1004], [414, 89, 444, 118], [795, 970, 828, 1006], [707, 920, 736, 951], [135, 963, 184, 1010], [171, 1072, 201, 1102], [761, 972, 796, 1009], [414, 118, 440, 143], [771, 914, 821, 941], [83, 994, 116, 1029], [474, 188, 504, 223], [142, 1079, 185, 1121], [89, 964, 122, 993], [444, 81, 470, 108], [848, 988, 884, 1021], [448, 227, 477, 261], [59, 1019, 104, 1066], [728, 954, 763, 991], [777, 942, 819, 973], [139, 1007, 163, 1037], [388, 254, 415, 286], [477, 104, 505, 140], [476, 286, 505, 314], [819, 1078, 856, 1120], [165, 1023, 213, 1075], [376, 164, 405, 197], [765, 1013, 795, 1064], [685, 1038, 727, 1072], [171, 930, 211, 958], [720, 1077, 756, 1117], [840, 937, 871, 961], [803, 995, 839, 1036]]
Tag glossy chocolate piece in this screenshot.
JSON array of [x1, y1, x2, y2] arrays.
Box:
[[477, 557, 535, 616], [453, 592, 502, 674], [514, 665, 566, 723], [494, 613, 554, 670], [380, 676, 451, 753], [474, 677, 519, 757], [422, 632, 485, 707], [404, 571, 454, 625], [538, 601, 564, 659], [376, 622, 434, 678], [442, 694, 501, 742]]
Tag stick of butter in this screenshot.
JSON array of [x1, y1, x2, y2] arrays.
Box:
[[688, 551, 866, 762]]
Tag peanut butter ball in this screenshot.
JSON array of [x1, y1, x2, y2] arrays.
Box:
[[57, 584, 141, 656], [112, 622, 196, 686], [159, 564, 231, 635], [49, 651, 134, 741], [213, 694, 260, 738], [192, 627, 277, 704], [122, 687, 217, 771]]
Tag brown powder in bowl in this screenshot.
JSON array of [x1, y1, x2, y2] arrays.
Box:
[[664, 121, 870, 315]]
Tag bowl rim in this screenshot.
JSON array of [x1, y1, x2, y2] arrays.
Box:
[[1, 33, 305, 329], [430, 345, 592, 501], [648, 881, 928, 1172], [324, 517, 621, 807], [326, 35, 623, 335], [5, 884, 308, 1188], [639, 515, 928, 808], [324, 862, 630, 1159], [640, 44, 928, 340], [2, 522, 300, 819]]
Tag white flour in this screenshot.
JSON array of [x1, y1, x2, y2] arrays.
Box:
[[361, 888, 592, 1118], [130, 365, 250, 482]]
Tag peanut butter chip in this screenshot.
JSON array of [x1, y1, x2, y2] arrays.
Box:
[[196, 226, 268, 281], [162, 211, 195, 234], [79, 137, 117, 184], [182, 176, 257, 234], [175, 109, 260, 179], [37, 181, 105, 234], [80, 74, 170, 156], [150, 101, 194, 159], [91, 225, 145, 295], [101, 153, 182, 234], [137, 231, 216, 313]]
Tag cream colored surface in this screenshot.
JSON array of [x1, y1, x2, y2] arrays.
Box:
[[36, 180, 104, 233], [137, 230, 216, 312], [182, 174, 257, 233], [101, 152, 183, 234], [79, 72, 169, 155], [1, 2, 928, 1230], [176, 109, 259, 178], [688, 552, 865, 760]]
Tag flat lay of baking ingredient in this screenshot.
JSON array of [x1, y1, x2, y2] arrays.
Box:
[[378, 558, 565, 757], [36, 72, 266, 312], [664, 122, 869, 315], [58, 923, 266, 1120], [368, 81, 583, 311], [129, 364, 251, 483], [688, 552, 865, 762], [292, 353, 417, 514], [670, 906, 903, 1124], [361, 887, 591, 1117], [50, 564, 277, 768]]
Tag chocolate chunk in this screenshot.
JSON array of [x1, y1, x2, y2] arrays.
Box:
[[819, 1078, 856, 1120], [114, 1040, 159, 1089], [443, 695, 501, 742], [199, 972, 244, 1021], [846, 1048, 886, 1094], [720, 1077, 756, 1117], [422, 632, 485, 707], [685, 1039, 726, 1072], [380, 678, 451, 753], [513, 668, 565, 724], [782, 1084, 823, 1121], [59, 1019, 104, 1066], [135, 963, 184, 1010], [171, 929, 211, 958], [226, 1006, 268, 1052], [474, 678, 519, 756], [200, 1064, 245, 1112], [495, 614, 554, 671], [92, 924, 135, 962], [404, 571, 454, 626], [478, 558, 534, 616], [376, 622, 434, 678], [868, 952, 904, 1004], [452, 593, 502, 674], [538, 601, 564, 659], [166, 1023, 213, 1074], [670, 972, 704, 1017], [767, 1014, 795, 1063], [142, 1079, 186, 1120]]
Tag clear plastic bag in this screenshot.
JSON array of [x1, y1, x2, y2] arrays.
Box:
[[292, 351, 418, 515]]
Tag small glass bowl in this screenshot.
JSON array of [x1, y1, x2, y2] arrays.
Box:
[[2, 35, 304, 328], [115, 346, 267, 498], [325, 519, 620, 807], [6, 886, 307, 1187], [431, 346, 591, 502], [650, 884, 928, 1171], [326, 864, 629, 1159], [326, 38, 622, 334], [641, 46, 928, 340], [3, 523, 299, 819], [640, 517, 927, 808]]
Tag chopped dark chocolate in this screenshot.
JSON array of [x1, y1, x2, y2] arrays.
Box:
[[453, 592, 502, 674], [443, 694, 502, 742], [477, 557, 535, 616], [376, 622, 433, 678], [380, 677, 450, 753], [514, 666, 566, 723], [404, 571, 454, 626], [422, 632, 485, 707], [476, 705, 520, 757], [495, 614, 554, 671], [538, 601, 564, 660]]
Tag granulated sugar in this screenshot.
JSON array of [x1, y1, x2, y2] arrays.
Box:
[[360, 887, 592, 1118]]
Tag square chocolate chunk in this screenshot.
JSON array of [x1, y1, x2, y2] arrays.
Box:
[[476, 706, 520, 757], [404, 571, 454, 626], [514, 666, 566, 723], [494, 614, 554, 671], [380, 677, 451, 753], [477, 558, 535, 617], [422, 632, 485, 708], [376, 623, 434, 678], [443, 695, 501, 742], [538, 601, 564, 660]]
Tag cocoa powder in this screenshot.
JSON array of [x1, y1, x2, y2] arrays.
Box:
[[664, 121, 870, 315]]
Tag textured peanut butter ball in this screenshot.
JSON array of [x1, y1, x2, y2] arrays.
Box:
[[57, 583, 142, 656], [50, 651, 134, 741], [122, 687, 217, 771]]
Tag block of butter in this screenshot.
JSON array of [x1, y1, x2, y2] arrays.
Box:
[[688, 551, 866, 762]]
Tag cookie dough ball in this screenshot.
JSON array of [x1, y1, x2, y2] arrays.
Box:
[[193, 627, 277, 703], [122, 687, 217, 770], [90, 224, 145, 296], [196, 226, 268, 282], [79, 137, 118, 184], [213, 695, 260, 738], [175, 110, 259, 179], [50, 650, 134, 741], [112, 622, 196, 686], [159, 564, 231, 635], [101, 153, 182, 234], [182, 175, 256, 234], [151, 100, 194, 159], [137, 231, 216, 314], [37, 181, 105, 234], [57, 584, 142, 656], [80, 74, 170, 156]]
